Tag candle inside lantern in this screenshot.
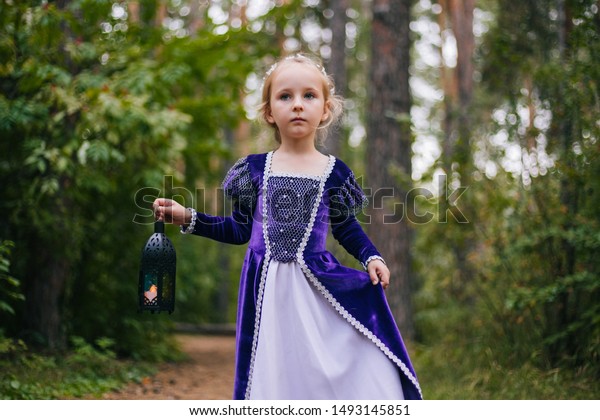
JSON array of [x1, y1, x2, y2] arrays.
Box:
[[143, 274, 158, 305]]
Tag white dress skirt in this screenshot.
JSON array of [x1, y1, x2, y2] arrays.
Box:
[[249, 260, 405, 400]]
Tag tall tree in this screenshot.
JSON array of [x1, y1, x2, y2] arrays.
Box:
[[19, 0, 77, 349], [366, 0, 415, 338], [325, 0, 349, 156], [437, 0, 476, 300]]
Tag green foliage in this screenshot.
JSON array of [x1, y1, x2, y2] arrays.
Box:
[[413, 221, 599, 399], [413, 0, 600, 396], [412, 335, 600, 399], [1, 0, 597, 399], [0, 1, 272, 357], [478, 0, 600, 373], [486, 181, 600, 370], [0, 0, 190, 353], [0, 240, 24, 316], [0, 334, 154, 399]]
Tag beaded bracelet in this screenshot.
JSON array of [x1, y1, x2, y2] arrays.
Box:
[[362, 255, 386, 271], [180, 208, 197, 234]]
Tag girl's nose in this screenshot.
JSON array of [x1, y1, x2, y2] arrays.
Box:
[[292, 97, 303, 111]]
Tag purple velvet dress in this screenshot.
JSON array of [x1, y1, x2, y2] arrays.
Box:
[[187, 151, 422, 400]]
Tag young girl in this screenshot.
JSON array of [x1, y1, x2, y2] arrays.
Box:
[[153, 54, 422, 400]]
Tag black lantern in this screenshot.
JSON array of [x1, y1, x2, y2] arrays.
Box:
[[139, 221, 176, 314]]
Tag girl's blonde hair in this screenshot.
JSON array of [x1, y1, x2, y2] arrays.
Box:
[[259, 53, 344, 145]]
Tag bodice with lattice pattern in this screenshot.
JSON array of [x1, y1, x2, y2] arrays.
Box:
[[265, 175, 321, 262]]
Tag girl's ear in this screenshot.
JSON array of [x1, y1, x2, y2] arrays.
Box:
[[321, 101, 331, 123], [265, 106, 275, 124]]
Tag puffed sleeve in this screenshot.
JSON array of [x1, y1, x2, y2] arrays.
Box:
[[329, 170, 369, 219], [222, 156, 257, 212], [182, 156, 256, 245]]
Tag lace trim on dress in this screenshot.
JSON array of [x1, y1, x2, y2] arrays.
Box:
[[244, 151, 335, 399], [296, 156, 336, 261], [362, 255, 386, 271], [179, 208, 197, 235], [244, 152, 274, 400], [297, 262, 423, 399], [270, 172, 322, 181], [243, 152, 424, 400]]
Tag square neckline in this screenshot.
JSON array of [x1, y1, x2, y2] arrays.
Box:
[[267, 150, 334, 180]]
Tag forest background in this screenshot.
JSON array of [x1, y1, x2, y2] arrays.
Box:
[[0, 0, 598, 399]]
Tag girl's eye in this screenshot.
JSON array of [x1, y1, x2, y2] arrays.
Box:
[[280, 93, 291, 100], [305, 92, 316, 99]]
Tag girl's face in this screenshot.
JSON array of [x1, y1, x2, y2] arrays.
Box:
[[266, 62, 330, 144]]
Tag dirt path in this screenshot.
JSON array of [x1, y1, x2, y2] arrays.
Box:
[[103, 334, 236, 400]]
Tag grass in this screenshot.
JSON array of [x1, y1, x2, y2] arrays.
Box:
[[2, 331, 597, 400], [410, 340, 599, 399], [0, 336, 155, 400]]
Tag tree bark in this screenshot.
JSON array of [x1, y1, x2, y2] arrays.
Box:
[[438, 0, 476, 301], [19, 0, 74, 350], [22, 240, 69, 349], [366, 0, 414, 339], [188, 0, 207, 36], [325, 0, 348, 156], [439, 0, 475, 169], [555, 0, 577, 362]]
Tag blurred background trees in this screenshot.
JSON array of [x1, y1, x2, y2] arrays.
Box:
[[0, 0, 598, 398]]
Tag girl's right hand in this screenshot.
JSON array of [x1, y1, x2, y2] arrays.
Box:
[[153, 198, 191, 225]]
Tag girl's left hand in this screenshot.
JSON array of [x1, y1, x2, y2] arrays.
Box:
[[367, 259, 390, 289]]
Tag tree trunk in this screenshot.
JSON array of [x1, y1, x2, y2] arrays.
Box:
[[554, 0, 577, 362], [449, 0, 475, 173], [22, 240, 69, 349], [438, 0, 476, 301], [325, 0, 348, 156], [128, 1, 140, 23], [366, 0, 414, 339], [188, 0, 207, 36], [19, 0, 75, 350], [439, 0, 475, 170]]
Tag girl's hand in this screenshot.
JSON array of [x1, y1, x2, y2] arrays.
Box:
[[367, 259, 390, 290], [153, 198, 191, 225]]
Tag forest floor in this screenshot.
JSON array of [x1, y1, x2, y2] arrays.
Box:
[[102, 334, 236, 400]]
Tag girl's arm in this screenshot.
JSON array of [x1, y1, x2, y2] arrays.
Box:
[[330, 214, 390, 288], [153, 198, 252, 245], [154, 157, 256, 245]]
